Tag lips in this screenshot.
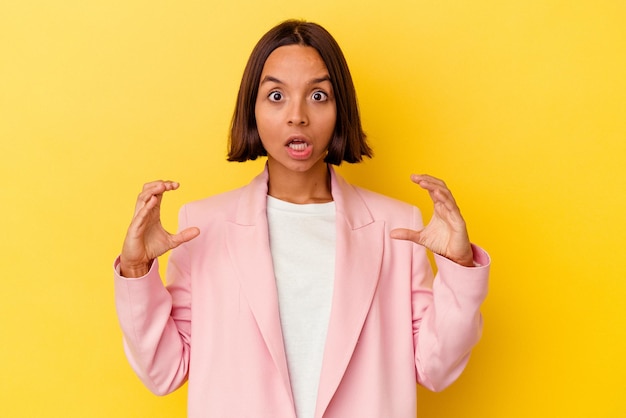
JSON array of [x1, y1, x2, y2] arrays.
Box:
[[285, 136, 313, 159]]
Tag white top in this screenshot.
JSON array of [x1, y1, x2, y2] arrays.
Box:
[[266, 196, 336, 418]]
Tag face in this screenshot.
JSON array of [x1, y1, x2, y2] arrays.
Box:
[[255, 45, 337, 175]]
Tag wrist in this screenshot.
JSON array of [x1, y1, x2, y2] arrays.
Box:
[[454, 248, 475, 268], [455, 258, 475, 268], [119, 259, 152, 278]]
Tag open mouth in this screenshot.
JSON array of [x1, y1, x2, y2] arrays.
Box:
[[287, 139, 308, 151], [285, 137, 313, 159]]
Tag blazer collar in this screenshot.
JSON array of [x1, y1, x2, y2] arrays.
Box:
[[228, 165, 384, 417], [233, 164, 376, 229]]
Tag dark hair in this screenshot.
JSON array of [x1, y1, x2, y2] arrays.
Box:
[[228, 19, 372, 164]]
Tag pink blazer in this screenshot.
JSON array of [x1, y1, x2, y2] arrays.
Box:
[[114, 166, 490, 418]]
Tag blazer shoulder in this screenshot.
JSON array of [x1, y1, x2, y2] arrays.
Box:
[[352, 184, 421, 219], [179, 186, 246, 224]]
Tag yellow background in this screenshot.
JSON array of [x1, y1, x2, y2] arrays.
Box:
[[1, 0, 624, 416]]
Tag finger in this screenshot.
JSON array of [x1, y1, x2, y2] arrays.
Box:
[[133, 194, 159, 224], [410, 174, 446, 188], [410, 175, 449, 198], [137, 181, 179, 204], [390, 228, 423, 244], [433, 198, 461, 219], [130, 190, 173, 240], [169, 227, 201, 248], [411, 175, 459, 211], [134, 181, 180, 215], [141, 180, 180, 192], [124, 197, 156, 241], [134, 183, 165, 214]]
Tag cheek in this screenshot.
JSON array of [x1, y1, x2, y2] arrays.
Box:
[[253, 104, 262, 129], [325, 109, 338, 135], [312, 103, 336, 127], [255, 102, 279, 124], [329, 102, 337, 126], [254, 108, 270, 135]]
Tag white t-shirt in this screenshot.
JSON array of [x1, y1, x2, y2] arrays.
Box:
[[267, 196, 336, 418]]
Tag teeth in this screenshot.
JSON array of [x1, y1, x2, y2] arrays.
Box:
[[288, 142, 307, 151]]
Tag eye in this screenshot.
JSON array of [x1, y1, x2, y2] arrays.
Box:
[[268, 91, 283, 102], [311, 91, 328, 102]]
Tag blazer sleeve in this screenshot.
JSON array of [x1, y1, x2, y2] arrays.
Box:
[[410, 207, 490, 392], [113, 206, 193, 396]]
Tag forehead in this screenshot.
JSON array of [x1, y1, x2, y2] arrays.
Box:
[[261, 45, 329, 78]]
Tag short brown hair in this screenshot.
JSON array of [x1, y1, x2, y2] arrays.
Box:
[[228, 20, 372, 164]]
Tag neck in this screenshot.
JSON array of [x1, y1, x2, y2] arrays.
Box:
[[266, 161, 333, 204]]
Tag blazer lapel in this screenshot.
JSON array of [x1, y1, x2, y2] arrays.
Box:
[[315, 168, 385, 417], [224, 169, 294, 407], [223, 166, 384, 416]]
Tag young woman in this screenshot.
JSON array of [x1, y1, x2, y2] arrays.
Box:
[[114, 19, 490, 418]]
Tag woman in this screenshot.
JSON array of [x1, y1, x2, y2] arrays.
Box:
[[114, 19, 490, 418]]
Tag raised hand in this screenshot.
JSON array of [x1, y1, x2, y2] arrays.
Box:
[[119, 181, 200, 277], [390, 174, 474, 267]]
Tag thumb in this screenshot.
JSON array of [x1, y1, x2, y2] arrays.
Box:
[[390, 228, 423, 244], [170, 227, 201, 248]]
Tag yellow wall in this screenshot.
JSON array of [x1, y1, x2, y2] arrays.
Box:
[[1, 0, 624, 416]]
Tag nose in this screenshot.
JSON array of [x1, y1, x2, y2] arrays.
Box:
[[287, 99, 308, 126]]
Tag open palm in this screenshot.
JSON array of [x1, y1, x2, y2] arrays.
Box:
[[120, 181, 200, 277], [391, 174, 474, 267]]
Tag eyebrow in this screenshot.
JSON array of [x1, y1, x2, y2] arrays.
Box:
[[259, 75, 332, 86]]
